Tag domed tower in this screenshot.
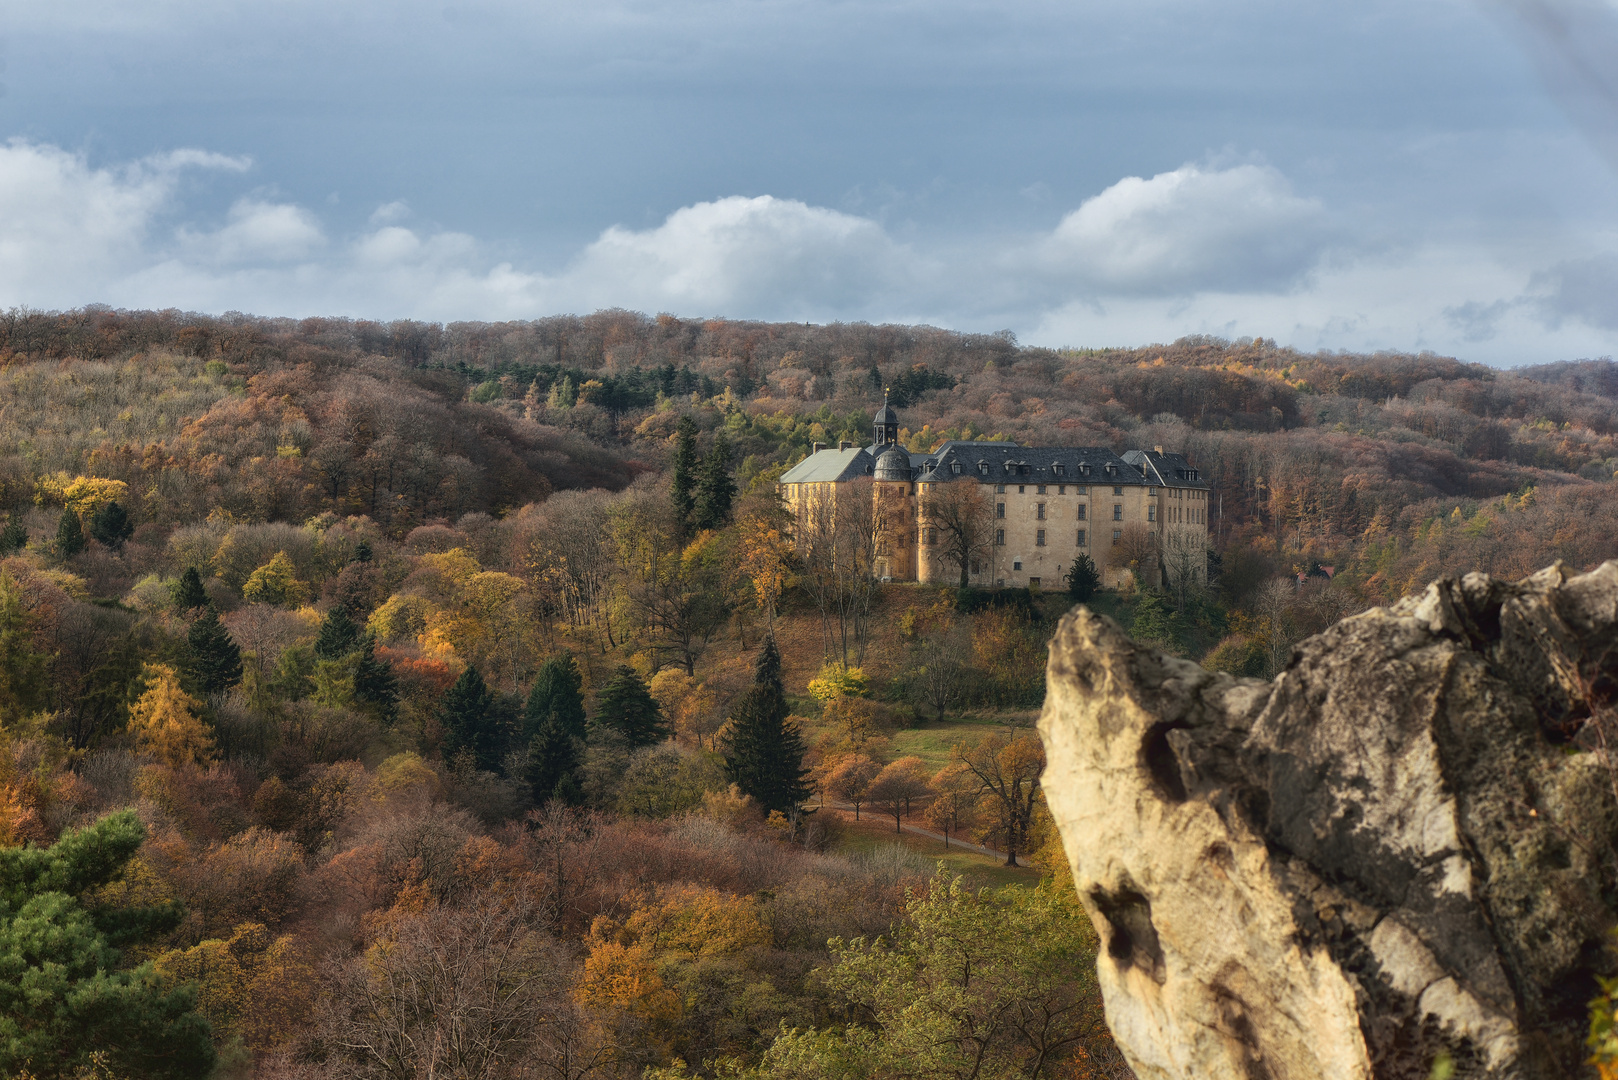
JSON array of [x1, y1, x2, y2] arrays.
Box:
[[873, 390, 899, 448], [871, 443, 915, 581]]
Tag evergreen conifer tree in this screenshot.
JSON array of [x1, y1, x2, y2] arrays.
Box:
[[722, 635, 810, 815], [524, 710, 582, 806], [186, 606, 243, 697], [55, 508, 85, 558], [353, 539, 373, 563], [670, 416, 698, 536], [692, 432, 735, 532], [0, 515, 24, 555], [0, 811, 216, 1079], [523, 652, 586, 744], [89, 500, 134, 550], [353, 635, 399, 723], [1065, 553, 1101, 602], [441, 666, 504, 772], [313, 605, 363, 661], [593, 665, 668, 749], [171, 567, 209, 612]]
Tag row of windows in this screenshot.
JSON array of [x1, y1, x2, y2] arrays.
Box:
[[998, 501, 1124, 520], [993, 529, 1105, 547], [993, 484, 1126, 496]]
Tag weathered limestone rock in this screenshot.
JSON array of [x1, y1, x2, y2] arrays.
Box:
[[1038, 563, 1618, 1080]]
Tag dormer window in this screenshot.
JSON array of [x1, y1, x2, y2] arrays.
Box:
[[1053, 464, 1065, 476], [952, 462, 963, 474], [978, 462, 989, 475]]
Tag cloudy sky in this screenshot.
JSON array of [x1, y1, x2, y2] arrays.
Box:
[[3, 0, 1618, 364]]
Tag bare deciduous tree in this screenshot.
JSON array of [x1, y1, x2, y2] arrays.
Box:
[[920, 479, 994, 588]]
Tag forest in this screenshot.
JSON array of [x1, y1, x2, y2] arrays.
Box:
[[0, 304, 1615, 1080]]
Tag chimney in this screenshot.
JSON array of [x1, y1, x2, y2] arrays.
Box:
[[812, 442, 826, 454], [839, 440, 853, 451], [1154, 445, 1163, 454]]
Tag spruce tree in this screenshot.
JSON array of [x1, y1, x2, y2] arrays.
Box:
[[523, 652, 586, 744], [353, 539, 373, 563], [89, 500, 134, 550], [186, 605, 243, 697], [670, 416, 698, 536], [1066, 553, 1100, 602], [722, 635, 810, 815], [692, 432, 735, 532], [171, 567, 209, 612], [524, 710, 582, 805], [0, 811, 216, 1079], [441, 665, 504, 772], [353, 635, 399, 723], [313, 605, 363, 661], [593, 665, 668, 749], [0, 515, 24, 555], [55, 508, 85, 558]]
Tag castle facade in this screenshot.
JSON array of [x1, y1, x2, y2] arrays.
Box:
[[779, 399, 1211, 590]]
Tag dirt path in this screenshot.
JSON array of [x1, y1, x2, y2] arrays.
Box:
[[819, 800, 1025, 866]]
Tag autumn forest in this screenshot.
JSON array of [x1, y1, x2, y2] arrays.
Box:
[[0, 305, 1615, 1080]]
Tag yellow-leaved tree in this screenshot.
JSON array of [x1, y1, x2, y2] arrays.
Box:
[[241, 550, 309, 607], [129, 664, 215, 767]]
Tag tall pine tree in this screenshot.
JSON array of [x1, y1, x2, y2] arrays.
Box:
[[670, 416, 698, 538], [525, 711, 582, 806], [441, 666, 504, 772], [313, 605, 363, 660], [89, 500, 134, 549], [186, 606, 243, 697], [692, 432, 735, 532], [523, 652, 586, 745], [593, 665, 668, 749], [171, 567, 209, 612], [353, 635, 399, 723], [0, 514, 24, 555], [55, 508, 86, 558], [721, 635, 810, 815]]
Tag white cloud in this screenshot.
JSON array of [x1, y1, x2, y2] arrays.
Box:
[[560, 195, 917, 317], [1034, 163, 1330, 295], [0, 138, 1614, 365], [178, 198, 326, 265]]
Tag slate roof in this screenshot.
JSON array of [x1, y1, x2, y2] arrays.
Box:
[[779, 446, 875, 483], [783, 441, 1210, 488], [1121, 449, 1211, 490]]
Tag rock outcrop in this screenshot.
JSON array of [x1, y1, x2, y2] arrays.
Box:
[[1038, 563, 1618, 1080]]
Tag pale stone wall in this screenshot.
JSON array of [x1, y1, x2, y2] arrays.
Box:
[[785, 470, 1208, 590]]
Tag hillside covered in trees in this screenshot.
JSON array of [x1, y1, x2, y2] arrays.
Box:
[[0, 304, 1614, 1079]]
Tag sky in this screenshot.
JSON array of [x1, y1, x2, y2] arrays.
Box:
[[2, 0, 1618, 365]]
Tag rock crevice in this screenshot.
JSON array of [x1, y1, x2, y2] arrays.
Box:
[[1039, 563, 1618, 1080]]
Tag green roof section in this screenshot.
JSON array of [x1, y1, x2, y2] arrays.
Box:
[[779, 447, 874, 483]]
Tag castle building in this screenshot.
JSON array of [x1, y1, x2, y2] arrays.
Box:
[[778, 398, 1211, 590]]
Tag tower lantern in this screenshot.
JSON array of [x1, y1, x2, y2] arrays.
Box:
[[873, 388, 899, 447]]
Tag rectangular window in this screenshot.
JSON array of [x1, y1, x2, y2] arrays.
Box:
[[1113, 485, 1124, 496], [1148, 487, 1156, 497], [1077, 485, 1088, 494], [923, 527, 936, 545], [1036, 503, 1046, 520], [1113, 505, 1123, 521], [1036, 529, 1046, 546], [1076, 504, 1087, 521], [1076, 529, 1087, 546], [1148, 506, 1156, 522], [1057, 485, 1066, 495], [1054, 464, 1065, 476], [1112, 528, 1121, 545], [1013, 559, 1022, 571], [1018, 485, 1026, 494], [1037, 485, 1047, 494], [996, 483, 1005, 493], [1029, 577, 1041, 588], [995, 529, 1005, 546], [996, 503, 1006, 519]]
